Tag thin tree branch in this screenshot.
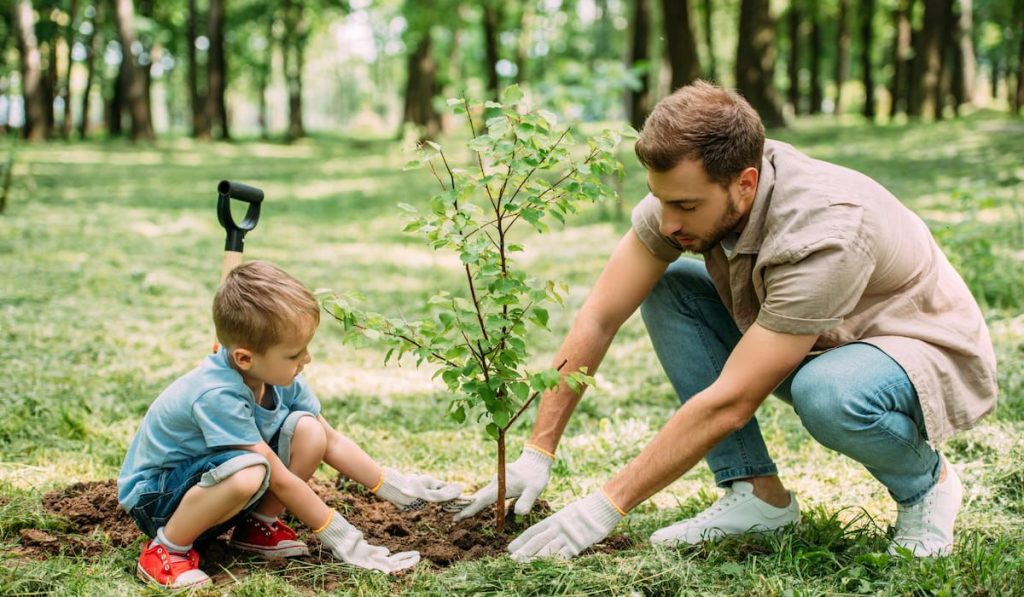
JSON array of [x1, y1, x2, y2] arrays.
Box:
[[504, 359, 568, 431], [427, 159, 447, 191]]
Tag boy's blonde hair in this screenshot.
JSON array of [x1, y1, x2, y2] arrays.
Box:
[[213, 261, 320, 353]]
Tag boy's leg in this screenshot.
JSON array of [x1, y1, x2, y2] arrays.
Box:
[[253, 412, 327, 519], [780, 342, 961, 556], [163, 462, 269, 545], [643, 259, 799, 546]]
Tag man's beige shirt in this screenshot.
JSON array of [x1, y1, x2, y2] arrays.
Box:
[[632, 140, 998, 444]]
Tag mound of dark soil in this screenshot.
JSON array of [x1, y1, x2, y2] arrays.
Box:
[[16, 477, 633, 571]]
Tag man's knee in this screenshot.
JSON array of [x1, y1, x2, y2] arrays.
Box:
[[791, 371, 859, 444]]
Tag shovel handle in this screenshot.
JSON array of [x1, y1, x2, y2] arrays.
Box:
[[218, 180, 264, 252]]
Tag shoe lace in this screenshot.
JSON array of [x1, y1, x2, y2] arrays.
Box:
[[691, 488, 740, 523], [894, 494, 936, 537]]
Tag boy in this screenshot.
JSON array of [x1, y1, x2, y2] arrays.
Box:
[[118, 261, 462, 588]]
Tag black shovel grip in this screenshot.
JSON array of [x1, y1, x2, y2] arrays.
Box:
[[217, 180, 264, 252]]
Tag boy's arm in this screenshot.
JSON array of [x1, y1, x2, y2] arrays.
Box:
[[236, 441, 332, 529], [317, 416, 462, 507]]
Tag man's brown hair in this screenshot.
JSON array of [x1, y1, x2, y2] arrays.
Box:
[[634, 80, 765, 185], [213, 261, 320, 353]]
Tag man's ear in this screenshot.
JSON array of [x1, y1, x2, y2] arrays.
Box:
[[734, 166, 760, 210], [231, 347, 255, 371]]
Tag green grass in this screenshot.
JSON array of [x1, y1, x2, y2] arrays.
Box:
[[1, 110, 1023, 595]]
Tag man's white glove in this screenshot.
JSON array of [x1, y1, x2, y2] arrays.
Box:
[[454, 445, 553, 521], [315, 511, 420, 573], [372, 467, 462, 511], [507, 491, 624, 561]]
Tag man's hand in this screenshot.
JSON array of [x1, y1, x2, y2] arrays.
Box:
[[373, 468, 462, 511], [454, 445, 553, 521], [507, 491, 623, 561], [316, 511, 420, 573]]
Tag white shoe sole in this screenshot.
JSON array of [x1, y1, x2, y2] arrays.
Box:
[[136, 563, 211, 590], [229, 540, 310, 559]]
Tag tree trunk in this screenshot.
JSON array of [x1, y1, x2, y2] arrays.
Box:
[[909, 0, 948, 119], [401, 26, 439, 140], [700, 0, 716, 82], [13, 0, 47, 140], [735, 0, 784, 127], [514, 3, 531, 84], [44, 26, 57, 134], [661, 0, 701, 91], [809, 3, 823, 113], [787, 1, 802, 114], [936, 0, 956, 120], [206, 0, 229, 139], [955, 0, 975, 106], [496, 430, 506, 534], [595, 0, 614, 60], [283, 0, 306, 141], [482, 3, 501, 100], [888, 0, 913, 117], [187, 0, 209, 138], [834, 0, 850, 114], [61, 0, 79, 138], [79, 0, 103, 139], [627, 0, 651, 129], [860, 0, 875, 119], [113, 0, 155, 140], [1016, 9, 1024, 114], [108, 54, 127, 136], [258, 14, 273, 139]]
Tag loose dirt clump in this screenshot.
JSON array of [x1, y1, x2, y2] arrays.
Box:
[[17, 476, 633, 572]]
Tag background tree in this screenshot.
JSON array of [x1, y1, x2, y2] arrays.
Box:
[[481, 1, 501, 101], [735, 0, 784, 127], [13, 0, 47, 140], [78, 1, 103, 139], [113, 0, 155, 140], [910, 0, 950, 119], [401, 7, 440, 140], [834, 0, 850, 114], [661, 0, 701, 92], [808, 1, 823, 114], [626, 0, 651, 129], [206, 0, 229, 139], [699, 0, 716, 81], [787, 0, 802, 114], [860, 0, 876, 119], [889, 0, 914, 117]]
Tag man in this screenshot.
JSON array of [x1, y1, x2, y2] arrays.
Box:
[[455, 81, 997, 560]]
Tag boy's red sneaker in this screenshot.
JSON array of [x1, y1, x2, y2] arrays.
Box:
[[136, 540, 211, 588], [229, 515, 310, 558]]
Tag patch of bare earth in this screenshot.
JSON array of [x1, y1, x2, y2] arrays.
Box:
[[11, 477, 632, 588]]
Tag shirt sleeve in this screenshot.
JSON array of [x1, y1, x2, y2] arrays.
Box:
[[191, 389, 263, 448], [281, 374, 321, 416], [756, 242, 875, 335], [630, 193, 683, 263]]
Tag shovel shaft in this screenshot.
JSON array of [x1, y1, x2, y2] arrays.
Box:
[[220, 250, 243, 282]]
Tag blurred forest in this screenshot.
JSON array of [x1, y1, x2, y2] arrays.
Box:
[[6, 0, 1024, 142]]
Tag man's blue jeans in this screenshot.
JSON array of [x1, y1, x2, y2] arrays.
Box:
[[640, 258, 941, 505]]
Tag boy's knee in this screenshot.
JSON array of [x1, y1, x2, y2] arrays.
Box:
[[224, 463, 269, 499], [292, 414, 327, 455]]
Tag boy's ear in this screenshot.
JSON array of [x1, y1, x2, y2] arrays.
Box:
[[231, 347, 255, 371]]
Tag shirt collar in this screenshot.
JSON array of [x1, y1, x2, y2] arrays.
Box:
[[732, 154, 775, 256]]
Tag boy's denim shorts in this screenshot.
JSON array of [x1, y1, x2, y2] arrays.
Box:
[[127, 411, 315, 543]]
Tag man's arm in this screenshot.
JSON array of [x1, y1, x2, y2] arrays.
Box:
[[603, 323, 818, 510], [529, 229, 668, 453]]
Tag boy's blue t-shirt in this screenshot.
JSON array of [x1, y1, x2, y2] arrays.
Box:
[[117, 349, 321, 510]]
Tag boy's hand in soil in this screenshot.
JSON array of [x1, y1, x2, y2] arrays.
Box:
[[316, 511, 420, 573], [372, 468, 462, 511], [454, 445, 553, 521], [507, 491, 623, 561]]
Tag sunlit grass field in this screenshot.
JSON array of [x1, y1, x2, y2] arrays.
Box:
[[1, 111, 1023, 595]]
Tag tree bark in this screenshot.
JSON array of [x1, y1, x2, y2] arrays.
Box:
[[955, 0, 975, 106], [61, 0, 79, 138], [735, 0, 784, 127], [936, 0, 957, 119], [13, 0, 47, 140], [206, 0, 229, 139], [808, 2, 823, 113], [79, 1, 103, 139], [787, 1, 802, 114], [187, 0, 209, 138], [860, 0, 875, 119], [258, 14, 273, 139], [627, 0, 651, 129], [1016, 7, 1024, 114], [661, 0, 701, 91], [834, 0, 850, 114], [113, 0, 155, 140], [700, 0, 716, 82], [282, 0, 306, 141], [482, 3, 501, 100], [888, 0, 913, 117], [909, 0, 948, 119], [108, 54, 127, 136], [44, 21, 57, 134], [401, 25, 439, 140]]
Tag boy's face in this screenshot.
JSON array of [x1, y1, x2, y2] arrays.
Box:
[[233, 319, 316, 387]]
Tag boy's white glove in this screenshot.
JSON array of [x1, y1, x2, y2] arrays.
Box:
[[373, 467, 462, 511], [454, 445, 553, 521], [315, 511, 420, 573], [507, 491, 624, 561]]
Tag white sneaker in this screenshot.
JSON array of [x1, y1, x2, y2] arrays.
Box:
[[650, 481, 800, 546], [888, 453, 963, 557]]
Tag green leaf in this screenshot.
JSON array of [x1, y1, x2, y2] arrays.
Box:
[[510, 381, 530, 402], [485, 423, 499, 440], [492, 407, 510, 429], [484, 101, 503, 109], [501, 84, 524, 105], [451, 405, 466, 424], [397, 202, 417, 213], [531, 307, 549, 328]]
